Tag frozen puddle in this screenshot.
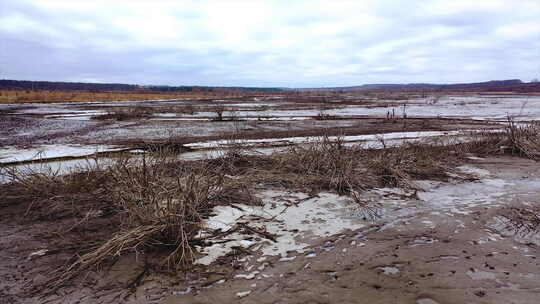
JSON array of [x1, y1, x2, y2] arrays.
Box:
[[490, 215, 540, 246], [378, 266, 400, 275], [419, 166, 540, 216], [0, 144, 122, 164], [185, 130, 466, 149], [195, 190, 366, 265], [196, 165, 536, 265], [467, 269, 497, 280], [417, 178, 513, 215]]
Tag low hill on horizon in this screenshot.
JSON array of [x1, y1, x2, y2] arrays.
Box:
[[1, 78, 539, 93]]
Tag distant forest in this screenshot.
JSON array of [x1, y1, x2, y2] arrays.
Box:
[[315, 79, 540, 93], [0, 80, 284, 93], [1, 79, 539, 93]]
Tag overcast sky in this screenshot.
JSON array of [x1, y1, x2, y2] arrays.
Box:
[[1, 0, 539, 87]]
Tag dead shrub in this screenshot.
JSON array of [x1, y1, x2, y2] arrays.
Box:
[[0, 153, 262, 293], [6, 125, 539, 294], [275, 136, 367, 194], [498, 206, 540, 236], [93, 106, 156, 121], [0, 160, 115, 219], [54, 157, 222, 282], [271, 135, 462, 194], [504, 118, 540, 159], [168, 104, 199, 115], [365, 140, 459, 189], [211, 104, 226, 121], [461, 118, 540, 159]]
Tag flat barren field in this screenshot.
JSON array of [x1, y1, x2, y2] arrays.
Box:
[[1, 92, 539, 304]]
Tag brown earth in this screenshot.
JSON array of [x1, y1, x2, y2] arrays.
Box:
[[1, 156, 539, 303]]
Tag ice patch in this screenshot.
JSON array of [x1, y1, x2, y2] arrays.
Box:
[[195, 191, 366, 265], [457, 165, 491, 178], [378, 266, 400, 275], [467, 270, 497, 280], [236, 291, 252, 298], [235, 272, 259, 280], [418, 178, 512, 214], [0, 144, 121, 164], [185, 131, 465, 149]]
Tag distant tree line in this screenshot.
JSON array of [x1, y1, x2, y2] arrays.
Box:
[[0, 80, 138, 92], [304, 79, 540, 93], [0, 79, 284, 93]]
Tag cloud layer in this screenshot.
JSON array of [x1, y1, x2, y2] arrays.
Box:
[[1, 0, 539, 87]]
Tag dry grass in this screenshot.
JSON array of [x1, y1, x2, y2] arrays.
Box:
[[2, 122, 538, 293], [92, 106, 157, 121], [0, 153, 261, 292], [1, 160, 114, 218], [498, 206, 540, 236], [274, 136, 365, 193], [166, 104, 199, 115], [462, 117, 540, 159], [0, 90, 223, 104], [268, 136, 462, 194], [504, 118, 540, 159], [195, 135, 463, 198], [365, 139, 458, 188], [48, 157, 222, 289]]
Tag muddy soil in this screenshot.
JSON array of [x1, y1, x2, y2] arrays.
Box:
[[0, 94, 509, 148], [1, 156, 539, 304], [0, 110, 497, 148]]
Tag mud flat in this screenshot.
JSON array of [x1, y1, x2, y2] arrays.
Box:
[[1, 155, 539, 303], [160, 157, 540, 304], [1, 93, 533, 148], [0, 93, 539, 304]]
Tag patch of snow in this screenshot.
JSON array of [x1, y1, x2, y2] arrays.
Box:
[[417, 298, 440, 304], [172, 287, 192, 295], [417, 178, 514, 214], [279, 256, 296, 262], [466, 270, 497, 280], [0, 144, 121, 164], [236, 291, 252, 298], [457, 165, 491, 178], [185, 131, 466, 149], [28, 249, 48, 258], [234, 272, 259, 280], [195, 191, 366, 265], [378, 266, 400, 275]]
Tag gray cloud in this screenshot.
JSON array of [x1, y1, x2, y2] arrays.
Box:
[[1, 0, 539, 87]]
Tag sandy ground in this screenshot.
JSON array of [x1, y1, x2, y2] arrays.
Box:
[[1, 156, 539, 304]]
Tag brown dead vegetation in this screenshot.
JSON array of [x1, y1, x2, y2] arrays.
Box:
[[0, 120, 538, 296], [498, 206, 540, 236], [463, 117, 540, 160], [0, 90, 233, 104], [91, 106, 157, 121]]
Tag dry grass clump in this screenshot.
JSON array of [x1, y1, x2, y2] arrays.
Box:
[[504, 119, 540, 159], [51, 157, 222, 289], [167, 104, 199, 115], [498, 206, 540, 236], [0, 153, 261, 292], [92, 106, 157, 121], [275, 136, 366, 194], [4, 124, 538, 293], [1, 160, 114, 218], [271, 136, 461, 194], [462, 118, 540, 159], [365, 140, 458, 188]]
